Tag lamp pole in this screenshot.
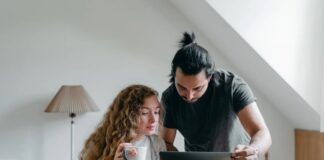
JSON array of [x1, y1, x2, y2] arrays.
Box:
[[70, 113, 76, 160]]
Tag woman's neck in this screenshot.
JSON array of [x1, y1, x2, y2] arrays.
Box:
[[132, 134, 145, 142]]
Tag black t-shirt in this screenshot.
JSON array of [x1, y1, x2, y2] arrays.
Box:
[[162, 69, 256, 151]]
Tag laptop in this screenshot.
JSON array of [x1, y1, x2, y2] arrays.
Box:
[[159, 151, 232, 160]]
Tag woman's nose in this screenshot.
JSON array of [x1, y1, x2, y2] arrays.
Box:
[[149, 112, 157, 122]]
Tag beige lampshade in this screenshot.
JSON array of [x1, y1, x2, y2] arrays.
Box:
[[45, 85, 99, 113]]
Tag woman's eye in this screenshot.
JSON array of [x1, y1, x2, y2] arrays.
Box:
[[141, 112, 149, 115], [154, 111, 160, 115]]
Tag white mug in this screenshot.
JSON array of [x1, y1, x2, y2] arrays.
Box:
[[123, 146, 147, 160]]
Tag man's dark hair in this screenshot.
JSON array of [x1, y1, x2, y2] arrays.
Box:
[[169, 32, 215, 83]]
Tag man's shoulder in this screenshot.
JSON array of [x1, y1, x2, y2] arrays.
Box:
[[214, 69, 244, 83], [214, 69, 236, 78], [162, 84, 176, 98], [211, 69, 248, 93], [212, 69, 235, 84]]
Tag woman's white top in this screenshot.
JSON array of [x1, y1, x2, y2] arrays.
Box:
[[132, 135, 166, 160]]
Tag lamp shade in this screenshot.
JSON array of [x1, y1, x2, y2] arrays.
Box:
[[45, 85, 99, 113]]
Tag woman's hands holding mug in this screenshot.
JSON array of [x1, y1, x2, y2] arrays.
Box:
[[114, 143, 137, 160]]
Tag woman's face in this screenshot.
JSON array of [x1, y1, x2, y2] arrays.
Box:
[[136, 95, 160, 137]]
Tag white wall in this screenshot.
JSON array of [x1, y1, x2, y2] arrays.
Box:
[[321, 41, 324, 132], [207, 0, 324, 113], [322, 70, 324, 132], [253, 91, 295, 160], [0, 0, 294, 159], [0, 0, 181, 159], [320, 0, 324, 133]]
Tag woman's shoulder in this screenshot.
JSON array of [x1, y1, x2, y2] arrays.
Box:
[[149, 134, 164, 144], [148, 134, 166, 151]]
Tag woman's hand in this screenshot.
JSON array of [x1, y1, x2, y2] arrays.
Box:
[[113, 143, 134, 160]]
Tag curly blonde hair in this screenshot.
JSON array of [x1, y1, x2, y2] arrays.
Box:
[[80, 84, 160, 160]]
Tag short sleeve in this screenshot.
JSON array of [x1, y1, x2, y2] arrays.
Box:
[[161, 92, 177, 129], [232, 76, 256, 113]]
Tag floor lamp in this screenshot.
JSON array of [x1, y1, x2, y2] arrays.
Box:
[[45, 85, 99, 160]]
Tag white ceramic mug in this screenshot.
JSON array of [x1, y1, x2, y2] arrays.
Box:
[[123, 146, 147, 160]]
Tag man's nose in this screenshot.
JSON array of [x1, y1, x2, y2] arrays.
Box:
[[185, 91, 194, 101]]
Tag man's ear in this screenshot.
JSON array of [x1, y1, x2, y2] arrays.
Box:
[[207, 76, 212, 82]]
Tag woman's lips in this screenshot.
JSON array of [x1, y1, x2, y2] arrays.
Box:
[[147, 125, 156, 130]]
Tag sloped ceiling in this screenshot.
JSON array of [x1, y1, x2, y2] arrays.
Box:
[[168, 0, 320, 130]]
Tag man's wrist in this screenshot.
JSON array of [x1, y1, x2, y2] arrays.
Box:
[[249, 145, 260, 157]]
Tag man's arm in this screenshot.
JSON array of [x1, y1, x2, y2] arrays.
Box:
[[161, 127, 178, 151], [234, 102, 272, 159]]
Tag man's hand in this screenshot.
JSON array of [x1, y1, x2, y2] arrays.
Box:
[[232, 144, 259, 160]]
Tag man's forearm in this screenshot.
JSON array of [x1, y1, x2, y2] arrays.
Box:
[[165, 141, 178, 151], [249, 129, 272, 156]]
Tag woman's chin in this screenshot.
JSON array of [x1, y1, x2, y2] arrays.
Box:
[[145, 130, 156, 135]]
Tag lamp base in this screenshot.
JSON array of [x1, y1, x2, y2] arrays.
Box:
[[70, 113, 76, 160]]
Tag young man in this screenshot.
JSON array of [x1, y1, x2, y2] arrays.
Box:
[[161, 32, 272, 160]]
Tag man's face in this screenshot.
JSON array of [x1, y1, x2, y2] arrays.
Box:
[[174, 68, 210, 103]]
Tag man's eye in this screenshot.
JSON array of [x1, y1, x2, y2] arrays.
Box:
[[177, 85, 186, 90]]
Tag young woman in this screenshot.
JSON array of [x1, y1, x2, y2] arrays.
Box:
[[80, 85, 166, 160]]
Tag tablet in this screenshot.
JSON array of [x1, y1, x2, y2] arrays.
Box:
[[159, 151, 232, 160]]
